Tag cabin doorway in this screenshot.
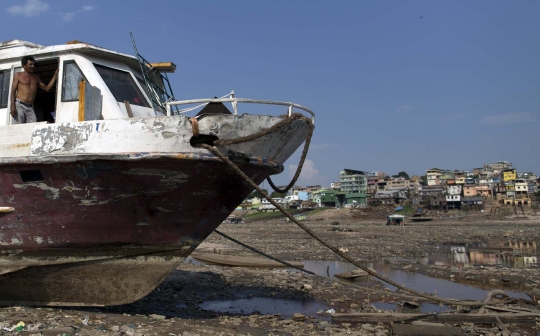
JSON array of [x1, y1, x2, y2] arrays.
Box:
[[33, 58, 59, 123]]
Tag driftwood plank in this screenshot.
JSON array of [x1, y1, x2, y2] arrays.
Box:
[[392, 324, 464, 336], [484, 305, 540, 316], [332, 313, 537, 325]]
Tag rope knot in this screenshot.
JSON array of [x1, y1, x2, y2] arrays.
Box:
[[190, 117, 199, 138]]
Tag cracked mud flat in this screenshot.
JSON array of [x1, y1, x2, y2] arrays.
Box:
[[1, 209, 539, 335]]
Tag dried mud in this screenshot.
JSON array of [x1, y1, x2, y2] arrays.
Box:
[[1, 209, 539, 335]]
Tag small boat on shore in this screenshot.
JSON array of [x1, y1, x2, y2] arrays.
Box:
[[408, 208, 433, 222], [0, 39, 314, 306], [408, 216, 433, 222]]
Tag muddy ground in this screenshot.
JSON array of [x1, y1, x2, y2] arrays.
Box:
[[1, 209, 539, 335]]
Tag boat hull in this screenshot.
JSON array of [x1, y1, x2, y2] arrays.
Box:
[[0, 157, 276, 305], [0, 113, 309, 306]]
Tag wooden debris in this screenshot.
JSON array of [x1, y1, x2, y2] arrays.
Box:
[[483, 305, 540, 317], [332, 312, 537, 325], [392, 324, 464, 336], [334, 269, 368, 279], [495, 316, 510, 336]]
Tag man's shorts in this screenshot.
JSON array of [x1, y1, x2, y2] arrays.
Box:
[[13, 100, 36, 124]]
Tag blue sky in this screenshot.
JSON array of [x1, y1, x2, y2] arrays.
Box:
[[3, 0, 539, 186]]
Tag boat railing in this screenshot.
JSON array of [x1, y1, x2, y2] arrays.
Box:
[[165, 91, 315, 123]]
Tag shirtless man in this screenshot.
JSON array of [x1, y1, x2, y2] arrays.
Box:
[[10, 56, 58, 123]]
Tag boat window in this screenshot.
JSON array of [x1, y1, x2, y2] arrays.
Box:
[[135, 77, 165, 112], [61, 61, 87, 102], [135, 77, 153, 103], [0, 69, 11, 108], [94, 64, 149, 107]]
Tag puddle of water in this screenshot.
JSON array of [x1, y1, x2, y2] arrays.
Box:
[[407, 241, 539, 269], [301, 260, 527, 301], [185, 256, 529, 316], [198, 297, 331, 317], [302, 260, 359, 278], [184, 256, 203, 265]]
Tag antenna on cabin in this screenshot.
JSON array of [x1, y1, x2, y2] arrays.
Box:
[[129, 32, 179, 115]]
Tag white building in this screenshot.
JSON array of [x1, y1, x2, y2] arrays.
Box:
[[426, 168, 444, 186]]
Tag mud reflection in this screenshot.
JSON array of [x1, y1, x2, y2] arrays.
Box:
[[410, 240, 538, 268], [301, 260, 527, 300]]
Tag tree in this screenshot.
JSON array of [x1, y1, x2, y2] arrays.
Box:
[[247, 189, 268, 199], [270, 191, 287, 198], [396, 171, 410, 179], [420, 175, 427, 185]]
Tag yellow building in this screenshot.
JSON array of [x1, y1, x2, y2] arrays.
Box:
[[503, 169, 516, 182]]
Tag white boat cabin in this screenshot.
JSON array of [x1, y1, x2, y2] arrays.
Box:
[[0, 39, 171, 126]]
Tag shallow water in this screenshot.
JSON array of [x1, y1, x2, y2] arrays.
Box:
[[302, 260, 527, 301], [184, 256, 529, 317]]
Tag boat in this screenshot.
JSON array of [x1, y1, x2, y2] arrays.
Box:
[[0, 39, 314, 306], [408, 216, 433, 222], [408, 208, 433, 222], [386, 213, 405, 225]]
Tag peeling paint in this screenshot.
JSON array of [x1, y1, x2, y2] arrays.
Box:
[[124, 169, 188, 189], [161, 131, 175, 138], [62, 185, 83, 192], [79, 193, 136, 206], [13, 183, 60, 200]]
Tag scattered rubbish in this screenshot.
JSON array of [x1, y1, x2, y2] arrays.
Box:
[[292, 313, 306, 321], [400, 301, 421, 312], [300, 284, 312, 290], [325, 308, 336, 314], [4, 321, 25, 332], [338, 247, 349, 254], [81, 315, 89, 325], [334, 269, 368, 280]]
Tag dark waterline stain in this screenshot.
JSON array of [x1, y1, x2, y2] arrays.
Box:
[[198, 297, 331, 318]]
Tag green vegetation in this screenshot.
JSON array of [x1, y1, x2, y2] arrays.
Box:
[[270, 191, 287, 198], [244, 211, 286, 220], [247, 189, 268, 199], [398, 205, 417, 216], [244, 207, 327, 220]]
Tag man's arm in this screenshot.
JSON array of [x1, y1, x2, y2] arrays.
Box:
[[10, 73, 20, 117], [39, 69, 59, 92]]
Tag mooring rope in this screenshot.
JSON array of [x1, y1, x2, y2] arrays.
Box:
[[200, 138, 505, 306], [213, 113, 315, 194], [214, 229, 443, 302], [190, 111, 518, 306]]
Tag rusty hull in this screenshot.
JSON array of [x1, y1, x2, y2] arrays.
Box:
[[0, 112, 308, 306], [0, 156, 277, 306]]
